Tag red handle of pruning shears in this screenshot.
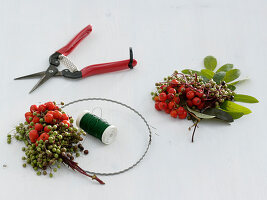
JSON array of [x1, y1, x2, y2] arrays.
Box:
[[57, 25, 92, 56], [81, 59, 137, 78]]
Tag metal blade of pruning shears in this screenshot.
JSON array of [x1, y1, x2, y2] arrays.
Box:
[[29, 65, 59, 93], [14, 71, 46, 80]]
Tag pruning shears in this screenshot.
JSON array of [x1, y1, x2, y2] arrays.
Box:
[[15, 25, 137, 93]]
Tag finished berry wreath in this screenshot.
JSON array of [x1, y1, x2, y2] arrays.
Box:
[[151, 56, 258, 142]]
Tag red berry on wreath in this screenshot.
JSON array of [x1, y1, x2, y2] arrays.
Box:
[[29, 130, 39, 143], [197, 102, 205, 110], [47, 111, 54, 116], [177, 107, 185, 115], [168, 101, 175, 109], [32, 116, 40, 123], [185, 87, 192, 93], [192, 97, 201, 106], [174, 96, 180, 104], [178, 111, 187, 119], [170, 110, 178, 118], [26, 116, 32, 123], [25, 112, 33, 118], [44, 125, 52, 132], [34, 123, 43, 132], [38, 104, 46, 113], [44, 113, 53, 123], [186, 100, 193, 107], [170, 79, 179, 87], [178, 85, 185, 93], [167, 93, 174, 100], [165, 108, 171, 114], [186, 91, 195, 100], [62, 120, 70, 128], [61, 113, 69, 120], [53, 110, 62, 119], [196, 90, 204, 98], [166, 86, 172, 92], [30, 105, 38, 113], [155, 102, 161, 111], [159, 102, 167, 110], [168, 88, 176, 94], [45, 102, 55, 110], [154, 96, 160, 102], [38, 133, 49, 142], [159, 92, 167, 101]]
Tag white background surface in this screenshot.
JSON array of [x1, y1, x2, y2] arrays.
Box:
[[0, 0, 266, 199]]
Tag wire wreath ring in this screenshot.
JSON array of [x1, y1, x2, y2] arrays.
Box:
[[62, 98, 152, 176]]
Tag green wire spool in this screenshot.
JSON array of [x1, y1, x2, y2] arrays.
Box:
[[76, 110, 117, 144]]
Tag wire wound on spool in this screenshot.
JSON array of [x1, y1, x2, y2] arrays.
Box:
[[76, 110, 117, 144]]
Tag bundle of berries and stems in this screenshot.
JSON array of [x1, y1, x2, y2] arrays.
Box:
[[151, 56, 258, 141], [7, 101, 104, 184]]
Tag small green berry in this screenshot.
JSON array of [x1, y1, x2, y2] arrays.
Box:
[[22, 163, 26, 168], [49, 173, 53, 178]]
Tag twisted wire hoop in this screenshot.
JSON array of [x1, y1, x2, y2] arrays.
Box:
[[62, 98, 152, 176]]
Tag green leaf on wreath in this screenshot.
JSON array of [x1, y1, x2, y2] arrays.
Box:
[[223, 69, 241, 83], [216, 64, 233, 73], [220, 100, 251, 115], [222, 110, 244, 119], [234, 94, 259, 103], [203, 108, 233, 122], [213, 71, 226, 84], [204, 56, 217, 71], [201, 69, 215, 80], [187, 106, 215, 119]]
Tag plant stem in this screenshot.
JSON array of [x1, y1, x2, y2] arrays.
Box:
[[61, 155, 105, 184], [191, 122, 198, 143]]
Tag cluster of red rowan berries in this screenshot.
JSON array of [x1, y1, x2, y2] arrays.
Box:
[[151, 71, 235, 119]]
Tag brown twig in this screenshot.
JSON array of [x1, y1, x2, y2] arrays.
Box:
[[61, 155, 105, 184], [187, 111, 201, 143]]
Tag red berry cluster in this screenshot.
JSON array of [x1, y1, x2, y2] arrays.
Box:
[[25, 102, 70, 143], [153, 79, 206, 119]]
